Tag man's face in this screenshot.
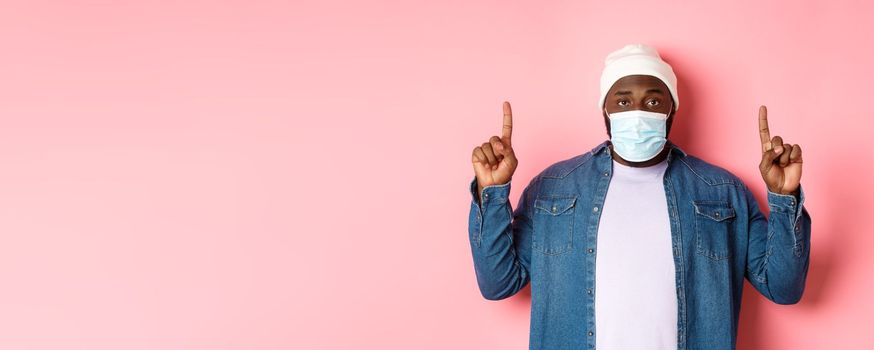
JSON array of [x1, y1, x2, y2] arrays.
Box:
[[602, 74, 675, 138]]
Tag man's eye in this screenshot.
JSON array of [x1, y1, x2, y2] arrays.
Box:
[[618, 100, 630, 106], [647, 100, 660, 106]]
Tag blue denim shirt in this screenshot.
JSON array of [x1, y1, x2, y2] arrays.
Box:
[[467, 140, 810, 350]]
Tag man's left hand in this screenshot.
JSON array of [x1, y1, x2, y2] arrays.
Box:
[[758, 105, 803, 195]]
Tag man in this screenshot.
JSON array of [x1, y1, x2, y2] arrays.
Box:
[[467, 44, 810, 350]]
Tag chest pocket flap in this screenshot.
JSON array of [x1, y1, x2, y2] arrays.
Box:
[[535, 196, 577, 216], [692, 201, 736, 222]]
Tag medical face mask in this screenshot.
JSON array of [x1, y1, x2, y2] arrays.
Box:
[[605, 106, 672, 162]]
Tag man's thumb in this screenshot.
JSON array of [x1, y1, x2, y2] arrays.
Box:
[[760, 149, 780, 171]]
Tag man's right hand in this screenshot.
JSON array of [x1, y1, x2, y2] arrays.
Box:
[[471, 101, 519, 203]]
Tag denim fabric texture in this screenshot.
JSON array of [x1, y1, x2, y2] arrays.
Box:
[[468, 140, 811, 350]]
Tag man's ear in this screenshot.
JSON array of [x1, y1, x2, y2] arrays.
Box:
[[665, 97, 676, 136], [665, 111, 675, 137]]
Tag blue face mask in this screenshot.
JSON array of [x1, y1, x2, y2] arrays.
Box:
[[605, 106, 672, 162]]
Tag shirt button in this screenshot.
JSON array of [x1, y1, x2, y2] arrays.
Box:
[[588, 331, 594, 336], [603, 171, 609, 177], [593, 206, 599, 212], [587, 289, 592, 295], [795, 224, 801, 232], [587, 248, 594, 254], [552, 205, 557, 213]]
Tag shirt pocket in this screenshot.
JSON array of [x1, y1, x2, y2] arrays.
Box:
[[692, 200, 736, 262], [532, 195, 577, 256]]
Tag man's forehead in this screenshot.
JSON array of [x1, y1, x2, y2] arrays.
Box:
[[609, 75, 669, 92]]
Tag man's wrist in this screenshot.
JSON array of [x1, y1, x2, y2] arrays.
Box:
[[470, 176, 513, 208], [476, 181, 511, 206], [766, 184, 805, 223], [767, 186, 799, 197]]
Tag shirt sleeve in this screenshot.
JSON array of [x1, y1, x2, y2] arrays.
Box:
[[467, 175, 534, 300], [745, 183, 812, 304]]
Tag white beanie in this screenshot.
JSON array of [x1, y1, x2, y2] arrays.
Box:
[[599, 44, 678, 111]]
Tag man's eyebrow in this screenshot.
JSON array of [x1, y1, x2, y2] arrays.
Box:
[[646, 88, 665, 94], [614, 90, 632, 95]]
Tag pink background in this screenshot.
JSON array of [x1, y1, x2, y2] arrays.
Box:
[[1, 0, 872, 349]]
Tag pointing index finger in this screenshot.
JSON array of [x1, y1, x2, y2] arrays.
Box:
[[502, 101, 513, 145], [758, 105, 772, 152]]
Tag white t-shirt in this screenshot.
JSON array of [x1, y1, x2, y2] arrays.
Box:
[[594, 157, 678, 349]]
